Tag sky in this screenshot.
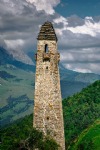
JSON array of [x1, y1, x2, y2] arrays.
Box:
[[0, 0, 100, 74]]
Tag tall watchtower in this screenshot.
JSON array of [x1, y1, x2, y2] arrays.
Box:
[[33, 21, 65, 150]]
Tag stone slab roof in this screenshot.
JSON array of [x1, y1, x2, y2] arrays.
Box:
[[37, 21, 58, 41]]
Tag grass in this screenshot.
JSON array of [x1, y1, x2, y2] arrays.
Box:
[[0, 65, 35, 125], [0, 65, 35, 107], [71, 120, 100, 150]]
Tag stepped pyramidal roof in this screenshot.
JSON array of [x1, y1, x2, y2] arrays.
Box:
[[37, 21, 58, 41]]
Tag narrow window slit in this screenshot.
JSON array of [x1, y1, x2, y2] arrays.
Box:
[[45, 44, 48, 53]]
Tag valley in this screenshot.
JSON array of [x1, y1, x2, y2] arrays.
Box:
[[0, 47, 100, 126]]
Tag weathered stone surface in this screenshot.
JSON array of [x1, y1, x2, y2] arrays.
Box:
[[37, 21, 58, 41], [33, 22, 65, 150]]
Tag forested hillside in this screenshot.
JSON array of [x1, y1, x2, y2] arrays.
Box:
[[63, 80, 100, 149], [1, 80, 100, 150], [71, 120, 100, 150], [0, 115, 59, 150]]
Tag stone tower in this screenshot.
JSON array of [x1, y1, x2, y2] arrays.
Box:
[[33, 21, 65, 150]]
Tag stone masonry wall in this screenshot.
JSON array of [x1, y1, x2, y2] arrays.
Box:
[[33, 40, 65, 150]]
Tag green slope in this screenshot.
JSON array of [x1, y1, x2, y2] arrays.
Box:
[[63, 80, 100, 149], [0, 65, 35, 126], [1, 64, 100, 127], [72, 120, 100, 150], [1, 80, 100, 150], [0, 65, 35, 106]]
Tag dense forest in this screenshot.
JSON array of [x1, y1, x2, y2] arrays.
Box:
[[0, 115, 59, 150], [1, 80, 100, 150], [63, 80, 100, 149]]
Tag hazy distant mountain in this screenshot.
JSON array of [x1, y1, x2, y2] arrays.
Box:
[[59, 60, 100, 98], [0, 47, 35, 72], [0, 47, 100, 126], [60, 65, 100, 98]]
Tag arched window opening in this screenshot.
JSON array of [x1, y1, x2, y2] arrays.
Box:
[[45, 44, 48, 53]]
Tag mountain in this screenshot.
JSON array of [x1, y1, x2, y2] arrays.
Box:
[[0, 47, 100, 126], [59, 62, 100, 98], [2, 47, 34, 65], [0, 47, 35, 72], [0, 47, 35, 126], [1, 81, 100, 150], [63, 80, 100, 149]]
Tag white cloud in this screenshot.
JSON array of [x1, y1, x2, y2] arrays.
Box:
[[61, 52, 74, 61], [67, 17, 100, 37], [53, 16, 68, 35], [60, 49, 100, 63], [5, 39, 25, 50], [1, 0, 25, 15], [53, 16, 68, 25], [60, 47, 100, 74], [4, 39, 34, 65], [26, 0, 60, 14], [53, 16, 100, 38], [63, 63, 99, 74], [0, 0, 100, 74], [73, 68, 92, 73], [74, 63, 100, 74]]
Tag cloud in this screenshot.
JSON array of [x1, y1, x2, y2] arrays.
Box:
[[53, 15, 100, 74], [4, 39, 34, 65], [67, 15, 85, 27], [64, 62, 100, 74], [0, 0, 26, 15], [0, 0, 61, 64], [0, 37, 6, 47], [0, 0, 100, 74], [65, 63, 92, 73], [67, 17, 100, 37], [53, 15, 100, 37], [5, 39, 25, 50], [60, 47, 100, 74], [61, 48, 100, 63], [26, 0, 60, 14], [0, 0, 50, 50], [53, 16, 68, 35]]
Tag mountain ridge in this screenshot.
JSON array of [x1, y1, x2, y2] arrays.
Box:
[[0, 47, 35, 72], [0, 47, 100, 126]]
